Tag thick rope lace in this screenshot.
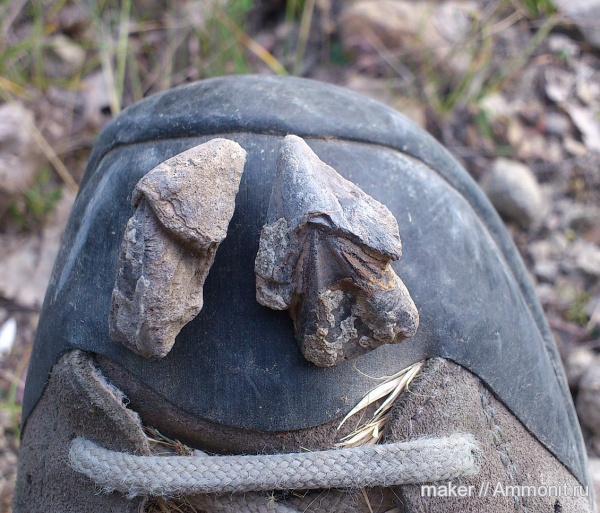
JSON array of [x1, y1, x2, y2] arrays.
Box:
[[69, 433, 478, 509]]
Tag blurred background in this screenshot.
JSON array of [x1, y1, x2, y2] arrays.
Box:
[[0, 0, 599, 510]]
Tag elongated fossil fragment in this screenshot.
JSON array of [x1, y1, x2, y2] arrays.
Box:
[[255, 135, 418, 367], [109, 138, 246, 358]]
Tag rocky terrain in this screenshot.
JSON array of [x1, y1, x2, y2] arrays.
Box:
[[1, 0, 599, 511]]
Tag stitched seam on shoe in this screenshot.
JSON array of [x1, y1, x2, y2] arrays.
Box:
[[480, 386, 528, 513]]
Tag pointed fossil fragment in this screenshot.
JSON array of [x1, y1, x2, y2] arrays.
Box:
[[109, 138, 246, 358], [255, 135, 419, 367]]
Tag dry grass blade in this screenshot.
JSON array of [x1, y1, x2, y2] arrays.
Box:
[[337, 362, 424, 430], [337, 361, 424, 448], [372, 364, 422, 418], [0, 76, 26, 96], [145, 497, 200, 513], [338, 419, 385, 443], [25, 114, 79, 193], [361, 487, 374, 513], [0, 90, 79, 193], [338, 421, 382, 447], [293, 0, 316, 74], [144, 427, 194, 456], [337, 380, 401, 429], [216, 10, 287, 76], [141, 428, 201, 512], [115, 0, 132, 106]]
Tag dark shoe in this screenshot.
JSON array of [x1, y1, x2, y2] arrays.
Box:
[[14, 76, 593, 512]]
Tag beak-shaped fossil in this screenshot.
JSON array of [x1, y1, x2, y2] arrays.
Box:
[[109, 138, 246, 358], [255, 135, 419, 367]]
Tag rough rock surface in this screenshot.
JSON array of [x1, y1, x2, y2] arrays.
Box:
[[255, 135, 419, 367], [109, 138, 246, 358], [480, 158, 545, 229]]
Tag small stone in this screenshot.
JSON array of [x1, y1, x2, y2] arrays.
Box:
[[0, 317, 16, 355], [339, 0, 478, 77], [533, 260, 559, 283], [565, 347, 598, 390], [566, 103, 600, 154], [479, 93, 513, 121], [519, 100, 544, 126], [554, 0, 600, 50], [551, 231, 570, 254], [0, 191, 76, 308], [589, 458, 600, 513], [547, 34, 580, 58], [542, 112, 571, 136], [577, 80, 595, 108], [564, 137, 588, 157], [575, 241, 600, 277], [545, 66, 575, 104], [43, 34, 86, 79], [575, 62, 600, 109], [517, 132, 552, 161], [586, 296, 600, 330], [577, 359, 600, 439], [563, 203, 600, 231], [480, 159, 546, 229], [0, 103, 44, 216], [534, 283, 556, 306], [506, 118, 525, 148], [80, 71, 113, 130]]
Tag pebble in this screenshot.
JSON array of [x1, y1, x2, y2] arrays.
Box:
[[554, 0, 600, 50], [589, 457, 600, 513], [534, 283, 556, 306], [543, 111, 572, 136], [573, 240, 600, 278], [480, 158, 546, 229], [533, 260, 559, 283], [0, 191, 76, 308], [339, 0, 477, 76], [576, 359, 600, 439], [80, 71, 114, 129], [547, 34, 581, 58], [563, 203, 600, 231], [43, 34, 86, 79], [0, 103, 44, 215], [564, 137, 588, 157], [586, 296, 600, 330], [565, 347, 598, 390]]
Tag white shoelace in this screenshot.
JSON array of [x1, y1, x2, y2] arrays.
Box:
[[69, 433, 478, 512]]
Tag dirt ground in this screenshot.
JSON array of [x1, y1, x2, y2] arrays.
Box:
[[1, 0, 599, 511]]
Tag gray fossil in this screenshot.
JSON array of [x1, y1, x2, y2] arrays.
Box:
[[109, 138, 246, 358], [255, 135, 419, 367]]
